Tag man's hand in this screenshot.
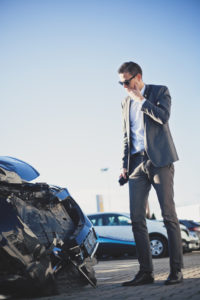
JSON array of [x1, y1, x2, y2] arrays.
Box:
[[120, 168, 128, 179], [127, 83, 144, 102], [119, 168, 129, 185]]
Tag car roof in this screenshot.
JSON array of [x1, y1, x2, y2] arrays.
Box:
[[179, 220, 200, 226]]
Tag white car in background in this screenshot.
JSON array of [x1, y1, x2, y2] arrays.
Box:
[[87, 212, 195, 258]]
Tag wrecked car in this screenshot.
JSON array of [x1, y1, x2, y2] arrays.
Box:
[[0, 156, 98, 298]]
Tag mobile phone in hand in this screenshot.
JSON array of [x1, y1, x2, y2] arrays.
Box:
[[118, 173, 129, 186]]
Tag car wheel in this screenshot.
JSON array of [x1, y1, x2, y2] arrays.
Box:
[[150, 235, 168, 258]]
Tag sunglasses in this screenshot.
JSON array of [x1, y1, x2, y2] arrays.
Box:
[[119, 73, 138, 86]]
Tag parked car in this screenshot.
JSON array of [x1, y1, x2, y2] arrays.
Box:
[[87, 212, 197, 259], [180, 223, 200, 251], [0, 156, 98, 298], [179, 220, 200, 249]]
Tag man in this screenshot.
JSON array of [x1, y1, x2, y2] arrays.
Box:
[[118, 61, 183, 286]]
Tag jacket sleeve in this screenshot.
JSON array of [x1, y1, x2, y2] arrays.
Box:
[[141, 86, 171, 124]]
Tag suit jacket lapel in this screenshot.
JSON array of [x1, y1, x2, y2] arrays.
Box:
[[143, 84, 150, 99]]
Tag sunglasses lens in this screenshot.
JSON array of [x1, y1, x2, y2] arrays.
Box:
[[119, 73, 138, 86], [119, 81, 129, 86]]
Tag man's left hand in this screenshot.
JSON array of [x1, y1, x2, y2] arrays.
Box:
[[127, 83, 144, 102]]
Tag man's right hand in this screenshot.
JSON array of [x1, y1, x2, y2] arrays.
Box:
[[119, 168, 129, 186], [120, 168, 128, 179]]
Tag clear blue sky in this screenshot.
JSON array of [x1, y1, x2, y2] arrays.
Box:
[[1, 0, 200, 218]]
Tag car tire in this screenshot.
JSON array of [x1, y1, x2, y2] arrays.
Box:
[[150, 235, 168, 258]]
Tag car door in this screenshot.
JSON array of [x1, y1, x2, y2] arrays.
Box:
[[97, 213, 134, 242]]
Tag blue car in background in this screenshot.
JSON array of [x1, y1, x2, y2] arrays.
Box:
[[87, 212, 198, 259], [0, 156, 98, 298], [87, 212, 169, 258]]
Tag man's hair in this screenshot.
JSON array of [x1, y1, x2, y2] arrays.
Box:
[[118, 61, 142, 76]]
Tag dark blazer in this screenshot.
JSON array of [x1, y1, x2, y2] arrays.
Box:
[[121, 84, 179, 171]]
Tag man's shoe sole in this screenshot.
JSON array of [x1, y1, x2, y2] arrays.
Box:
[[122, 279, 154, 286], [164, 278, 183, 285]]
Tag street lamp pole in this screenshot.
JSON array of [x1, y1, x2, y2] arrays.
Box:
[[100, 167, 111, 211]]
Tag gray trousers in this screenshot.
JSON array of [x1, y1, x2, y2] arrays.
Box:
[[128, 153, 183, 273]]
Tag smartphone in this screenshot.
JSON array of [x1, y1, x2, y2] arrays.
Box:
[[118, 173, 129, 186]]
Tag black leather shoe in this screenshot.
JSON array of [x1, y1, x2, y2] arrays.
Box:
[[122, 271, 154, 286], [164, 271, 183, 285]]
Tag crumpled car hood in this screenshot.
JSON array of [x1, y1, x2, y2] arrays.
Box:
[[0, 156, 39, 181]]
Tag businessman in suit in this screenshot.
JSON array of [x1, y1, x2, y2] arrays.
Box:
[[118, 61, 183, 286]]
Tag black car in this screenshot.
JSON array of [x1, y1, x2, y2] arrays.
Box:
[[0, 156, 98, 298]]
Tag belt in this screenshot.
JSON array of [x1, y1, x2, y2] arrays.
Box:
[[131, 150, 147, 157]]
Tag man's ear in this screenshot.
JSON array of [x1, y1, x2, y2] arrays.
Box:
[[136, 73, 142, 81]]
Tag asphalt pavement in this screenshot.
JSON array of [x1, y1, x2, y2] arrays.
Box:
[[4, 251, 200, 300]]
